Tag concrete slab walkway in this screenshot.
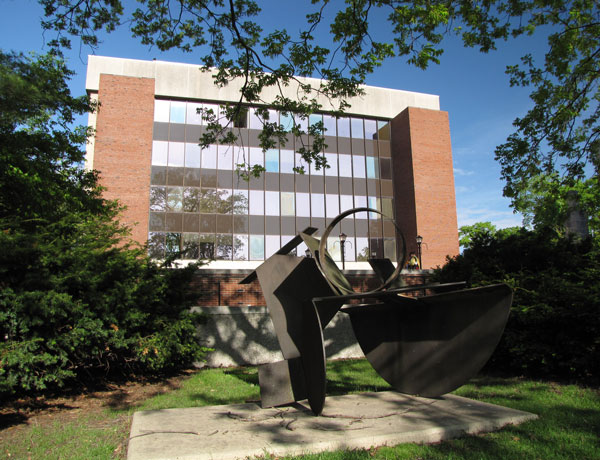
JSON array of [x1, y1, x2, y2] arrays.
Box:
[[127, 391, 537, 460]]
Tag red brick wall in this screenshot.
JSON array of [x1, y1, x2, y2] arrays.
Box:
[[391, 107, 459, 268], [190, 271, 432, 306], [93, 75, 155, 246]]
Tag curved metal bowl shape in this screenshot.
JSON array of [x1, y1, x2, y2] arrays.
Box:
[[343, 284, 513, 397]]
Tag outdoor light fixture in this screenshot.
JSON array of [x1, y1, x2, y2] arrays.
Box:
[[416, 235, 423, 270], [339, 233, 347, 271], [305, 248, 311, 258]]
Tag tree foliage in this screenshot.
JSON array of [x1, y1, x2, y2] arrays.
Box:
[[435, 228, 600, 382], [38, 1, 599, 210], [0, 50, 207, 398]]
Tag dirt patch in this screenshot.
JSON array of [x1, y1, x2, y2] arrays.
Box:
[[0, 371, 196, 458]]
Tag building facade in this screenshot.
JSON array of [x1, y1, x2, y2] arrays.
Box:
[[86, 56, 459, 270]]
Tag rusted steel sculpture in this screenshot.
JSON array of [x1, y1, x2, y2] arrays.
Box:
[[241, 208, 512, 415]]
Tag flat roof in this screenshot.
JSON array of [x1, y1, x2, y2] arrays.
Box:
[[86, 55, 440, 119]]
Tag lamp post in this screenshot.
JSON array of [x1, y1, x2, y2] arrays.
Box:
[[416, 235, 423, 270], [339, 232, 347, 271], [305, 248, 311, 258]]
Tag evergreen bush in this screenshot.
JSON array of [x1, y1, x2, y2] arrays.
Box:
[[434, 228, 600, 382], [0, 51, 208, 398]]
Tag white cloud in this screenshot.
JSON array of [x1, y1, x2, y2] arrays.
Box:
[[455, 185, 472, 194], [453, 168, 475, 176], [457, 206, 522, 229]]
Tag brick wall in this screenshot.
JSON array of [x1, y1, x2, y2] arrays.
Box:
[[190, 270, 432, 306], [391, 107, 459, 268], [93, 75, 155, 245]]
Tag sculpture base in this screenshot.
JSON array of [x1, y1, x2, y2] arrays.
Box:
[[128, 391, 537, 460]]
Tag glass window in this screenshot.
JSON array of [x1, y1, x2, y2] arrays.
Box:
[[338, 117, 350, 138], [356, 237, 369, 261], [232, 189, 249, 215], [294, 114, 308, 132], [249, 107, 263, 129], [266, 235, 280, 258], [377, 120, 390, 141], [382, 198, 393, 218], [323, 115, 337, 136], [311, 193, 325, 217], [309, 114, 323, 134], [152, 141, 168, 166], [380, 157, 392, 180], [340, 194, 353, 212], [217, 145, 233, 170], [186, 102, 203, 125], [154, 100, 170, 123], [338, 154, 352, 177], [280, 149, 294, 174], [364, 119, 377, 140], [355, 195, 368, 219], [281, 192, 295, 216], [343, 236, 356, 262], [185, 143, 201, 168], [295, 153, 307, 173], [265, 149, 279, 173], [229, 106, 248, 128], [198, 233, 215, 259], [310, 160, 324, 175], [148, 232, 165, 259], [233, 235, 248, 260], [182, 188, 200, 212], [182, 233, 200, 259], [216, 234, 233, 260], [296, 192, 310, 217], [249, 235, 264, 260], [167, 187, 183, 211], [352, 155, 366, 178], [265, 191, 279, 216], [202, 103, 219, 125], [201, 144, 217, 169], [250, 147, 264, 168], [326, 194, 339, 218], [165, 232, 182, 255], [215, 189, 232, 214], [150, 187, 167, 211], [324, 153, 338, 176], [280, 112, 293, 132], [249, 190, 264, 215], [168, 142, 185, 167], [351, 118, 364, 138], [199, 188, 217, 213], [384, 238, 397, 262], [170, 101, 186, 124], [368, 196, 380, 218], [366, 156, 378, 178]]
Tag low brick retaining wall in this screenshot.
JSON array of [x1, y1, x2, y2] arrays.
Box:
[[191, 269, 432, 367]]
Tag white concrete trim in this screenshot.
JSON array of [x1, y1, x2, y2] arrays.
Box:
[[86, 55, 440, 118]]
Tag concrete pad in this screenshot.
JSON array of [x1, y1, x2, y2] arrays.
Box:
[[128, 391, 537, 460]]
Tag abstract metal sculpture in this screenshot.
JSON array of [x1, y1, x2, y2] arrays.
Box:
[[241, 208, 512, 415]]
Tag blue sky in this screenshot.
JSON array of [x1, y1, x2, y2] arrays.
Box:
[[1, 0, 552, 229]]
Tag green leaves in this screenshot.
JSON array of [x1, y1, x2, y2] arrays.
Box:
[[0, 51, 208, 398]]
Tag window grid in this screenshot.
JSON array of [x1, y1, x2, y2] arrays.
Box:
[[149, 100, 394, 261]]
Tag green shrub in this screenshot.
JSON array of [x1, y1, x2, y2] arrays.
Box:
[[0, 51, 208, 399], [0, 215, 208, 398], [434, 228, 600, 382]]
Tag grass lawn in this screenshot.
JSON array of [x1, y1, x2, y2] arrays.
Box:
[[1, 359, 599, 459]]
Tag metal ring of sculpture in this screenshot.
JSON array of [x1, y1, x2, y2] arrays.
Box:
[[317, 207, 407, 295]]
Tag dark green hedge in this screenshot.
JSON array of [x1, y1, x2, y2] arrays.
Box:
[[0, 215, 208, 398], [434, 229, 600, 382]]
